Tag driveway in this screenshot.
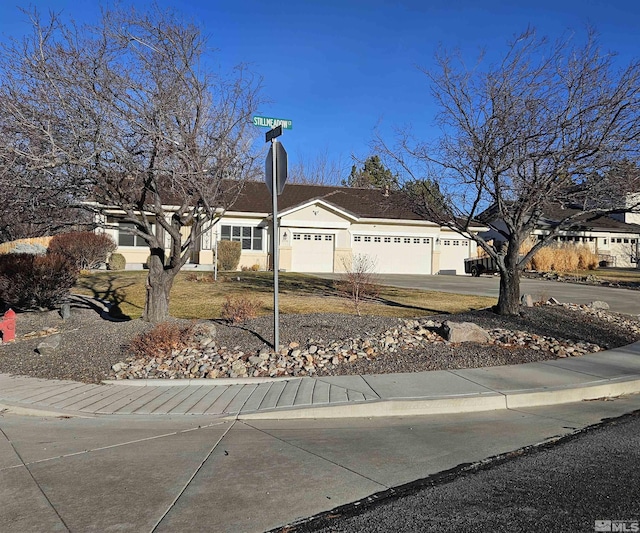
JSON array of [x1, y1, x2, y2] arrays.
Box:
[[314, 273, 640, 315]]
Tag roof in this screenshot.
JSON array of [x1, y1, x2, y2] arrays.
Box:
[[480, 202, 640, 234], [226, 181, 428, 221]]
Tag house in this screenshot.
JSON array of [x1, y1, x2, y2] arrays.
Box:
[[481, 203, 640, 268], [102, 181, 485, 275]]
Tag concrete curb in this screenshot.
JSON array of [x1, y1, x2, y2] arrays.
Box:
[[101, 376, 292, 386], [236, 377, 640, 420]]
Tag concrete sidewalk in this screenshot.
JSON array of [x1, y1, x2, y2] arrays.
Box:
[[2, 342, 640, 532], [1, 341, 639, 419]]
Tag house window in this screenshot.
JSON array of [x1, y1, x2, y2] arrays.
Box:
[[624, 238, 629, 244], [304, 234, 311, 240], [354, 236, 361, 242], [413, 238, 420, 244], [220, 225, 263, 251], [443, 240, 451, 245], [404, 237, 411, 243], [453, 240, 459, 246], [325, 235, 333, 241], [394, 237, 401, 243], [293, 234, 301, 240], [384, 237, 391, 243], [374, 237, 381, 243], [423, 238, 430, 244], [118, 222, 153, 247], [364, 236, 371, 242], [314, 235, 322, 241]]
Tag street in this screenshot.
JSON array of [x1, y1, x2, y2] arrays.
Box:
[[314, 273, 640, 315], [297, 411, 640, 533]]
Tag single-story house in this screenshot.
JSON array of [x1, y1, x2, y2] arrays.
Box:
[[481, 203, 640, 268], [101, 181, 485, 275]]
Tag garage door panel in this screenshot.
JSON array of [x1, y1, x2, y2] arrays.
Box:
[[352, 235, 432, 275], [437, 238, 470, 274], [291, 233, 334, 272]]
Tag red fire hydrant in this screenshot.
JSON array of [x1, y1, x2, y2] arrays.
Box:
[[0, 309, 16, 343]]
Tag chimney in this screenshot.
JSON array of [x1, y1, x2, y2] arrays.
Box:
[[383, 185, 389, 197]]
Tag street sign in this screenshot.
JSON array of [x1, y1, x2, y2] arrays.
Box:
[[265, 141, 287, 195], [265, 125, 282, 142], [253, 116, 293, 130]]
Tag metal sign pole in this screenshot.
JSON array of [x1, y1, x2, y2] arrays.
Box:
[[272, 138, 280, 351]]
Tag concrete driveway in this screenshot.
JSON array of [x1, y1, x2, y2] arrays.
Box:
[[314, 273, 640, 315]]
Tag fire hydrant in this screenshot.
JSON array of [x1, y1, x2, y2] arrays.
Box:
[[0, 309, 16, 343]]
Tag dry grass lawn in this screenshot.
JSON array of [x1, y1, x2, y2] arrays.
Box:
[[74, 271, 497, 320]]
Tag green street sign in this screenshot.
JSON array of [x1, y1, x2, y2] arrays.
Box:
[[253, 116, 292, 130]]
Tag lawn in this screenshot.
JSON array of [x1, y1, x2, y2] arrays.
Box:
[[74, 271, 497, 320], [557, 267, 640, 284]]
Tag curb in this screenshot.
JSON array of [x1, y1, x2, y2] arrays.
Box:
[[236, 377, 640, 420], [101, 376, 293, 386]]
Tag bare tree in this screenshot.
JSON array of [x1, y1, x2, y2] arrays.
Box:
[[0, 5, 264, 322], [339, 254, 379, 316], [288, 149, 346, 185], [379, 28, 640, 315]]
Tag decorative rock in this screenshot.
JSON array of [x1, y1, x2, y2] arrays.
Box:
[[59, 303, 71, 320], [520, 294, 534, 307], [441, 321, 491, 344], [36, 334, 62, 355], [588, 300, 610, 310]]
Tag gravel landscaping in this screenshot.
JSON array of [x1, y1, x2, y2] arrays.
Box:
[[0, 294, 639, 384]]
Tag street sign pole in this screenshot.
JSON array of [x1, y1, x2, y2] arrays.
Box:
[[271, 137, 280, 351]]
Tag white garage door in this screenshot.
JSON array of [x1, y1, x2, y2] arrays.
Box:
[[438, 238, 470, 274], [352, 235, 432, 275], [291, 233, 334, 272]]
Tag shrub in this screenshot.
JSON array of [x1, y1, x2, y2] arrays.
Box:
[[128, 321, 195, 359], [217, 240, 241, 271], [338, 254, 380, 316], [0, 253, 79, 310], [577, 245, 599, 270], [221, 295, 261, 324], [48, 231, 117, 270], [108, 253, 127, 270]]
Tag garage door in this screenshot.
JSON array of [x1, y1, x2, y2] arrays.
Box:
[[291, 233, 334, 272], [352, 235, 432, 274], [437, 238, 470, 274]]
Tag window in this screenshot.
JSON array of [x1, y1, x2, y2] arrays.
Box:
[[423, 238, 430, 244], [384, 237, 391, 243], [118, 222, 153, 247], [374, 237, 381, 243], [443, 240, 451, 245], [220, 225, 263, 251], [394, 237, 401, 243], [293, 234, 301, 240], [453, 240, 459, 246], [413, 238, 420, 244], [364, 236, 371, 242], [404, 237, 411, 243], [325, 235, 333, 241], [462, 241, 468, 246], [624, 238, 629, 244], [314, 235, 322, 241], [354, 236, 361, 242], [304, 234, 311, 240]]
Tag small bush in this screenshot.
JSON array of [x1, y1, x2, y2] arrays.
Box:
[[217, 240, 241, 271], [338, 254, 380, 316], [184, 272, 215, 283], [0, 253, 79, 310], [251, 263, 260, 271], [108, 253, 127, 270], [48, 231, 117, 270], [221, 295, 261, 324], [128, 322, 195, 359]]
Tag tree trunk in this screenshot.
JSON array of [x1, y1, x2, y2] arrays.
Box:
[[496, 268, 520, 315], [495, 237, 522, 315], [142, 253, 176, 323]]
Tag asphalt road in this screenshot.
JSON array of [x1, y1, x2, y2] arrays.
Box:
[[300, 411, 640, 533], [314, 273, 640, 315]]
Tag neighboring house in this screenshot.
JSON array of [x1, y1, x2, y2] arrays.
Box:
[[481, 203, 640, 268], [101, 181, 485, 275]]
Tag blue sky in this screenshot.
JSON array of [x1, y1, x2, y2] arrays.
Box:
[[2, 0, 639, 182]]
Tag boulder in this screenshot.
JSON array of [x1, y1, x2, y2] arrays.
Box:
[[520, 294, 534, 307], [191, 322, 217, 345], [441, 321, 491, 344], [37, 334, 62, 355], [588, 300, 610, 310]]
